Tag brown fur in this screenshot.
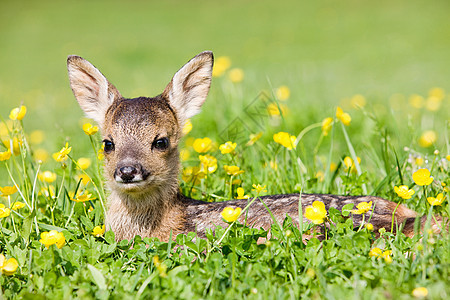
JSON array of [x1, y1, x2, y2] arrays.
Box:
[[67, 51, 445, 242]]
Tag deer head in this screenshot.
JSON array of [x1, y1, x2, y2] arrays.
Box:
[[67, 52, 214, 199]]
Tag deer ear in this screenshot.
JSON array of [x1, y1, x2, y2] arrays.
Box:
[[162, 51, 213, 125], [67, 55, 121, 127]]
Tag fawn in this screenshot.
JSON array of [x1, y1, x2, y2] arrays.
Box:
[[67, 51, 443, 242]]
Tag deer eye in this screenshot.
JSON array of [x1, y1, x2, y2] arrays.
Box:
[[153, 137, 169, 151], [103, 139, 115, 153]]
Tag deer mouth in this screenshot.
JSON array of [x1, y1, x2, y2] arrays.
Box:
[[114, 164, 150, 182], [115, 175, 145, 184]]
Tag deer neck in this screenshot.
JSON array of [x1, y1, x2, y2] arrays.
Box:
[[105, 181, 185, 241]]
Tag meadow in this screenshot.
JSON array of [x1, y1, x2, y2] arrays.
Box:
[[0, 0, 449, 298]]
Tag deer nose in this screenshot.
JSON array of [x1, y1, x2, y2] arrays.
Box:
[[115, 164, 146, 183]]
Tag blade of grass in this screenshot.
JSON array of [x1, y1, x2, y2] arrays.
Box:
[[340, 122, 367, 194]]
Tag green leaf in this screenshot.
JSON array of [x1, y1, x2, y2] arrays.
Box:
[[105, 230, 115, 244], [20, 213, 34, 241], [80, 215, 94, 230], [38, 223, 65, 232], [328, 207, 342, 223], [168, 265, 189, 277], [87, 264, 107, 290], [342, 203, 355, 217]]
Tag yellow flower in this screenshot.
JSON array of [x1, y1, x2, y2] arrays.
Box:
[[192, 137, 213, 153], [267, 103, 288, 116], [427, 193, 445, 206], [29, 130, 45, 145], [0, 254, 19, 276], [429, 87, 445, 99], [412, 287, 428, 298], [182, 119, 193, 135], [321, 117, 333, 136], [412, 168, 433, 186], [343, 156, 361, 173], [39, 171, 57, 183], [185, 137, 195, 147], [352, 201, 372, 215], [418, 130, 437, 148], [39, 230, 65, 249], [408, 94, 424, 109], [219, 141, 237, 154], [268, 160, 278, 170], [199, 154, 218, 174], [425, 96, 442, 111], [336, 107, 351, 126], [221, 206, 242, 222], [273, 132, 297, 150], [0, 185, 18, 197], [76, 174, 91, 185], [0, 122, 10, 137], [315, 171, 325, 182], [224, 165, 244, 176], [3, 137, 22, 155], [276, 86, 290, 101], [246, 132, 263, 146], [330, 162, 337, 172], [447, 155, 450, 161], [304, 201, 327, 225], [236, 187, 249, 199], [92, 225, 106, 237], [152, 255, 167, 278], [0, 204, 11, 218], [0, 150, 11, 161], [179, 149, 190, 161], [52, 142, 72, 162], [369, 247, 382, 257], [182, 166, 204, 184], [34, 148, 49, 162], [365, 223, 374, 231], [415, 157, 424, 166], [212, 56, 231, 77], [252, 184, 267, 195], [77, 157, 91, 170], [9, 105, 27, 121], [394, 185, 415, 200], [381, 250, 392, 264], [228, 68, 244, 83], [72, 192, 96, 202], [97, 148, 104, 160], [11, 202, 26, 210], [232, 179, 242, 185], [350, 94, 366, 109], [39, 185, 56, 199], [82, 123, 99, 136]]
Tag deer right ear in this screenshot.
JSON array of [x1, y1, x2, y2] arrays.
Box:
[[67, 55, 121, 127], [162, 51, 213, 126]]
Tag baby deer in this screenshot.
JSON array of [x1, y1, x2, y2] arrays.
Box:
[[67, 51, 442, 242]]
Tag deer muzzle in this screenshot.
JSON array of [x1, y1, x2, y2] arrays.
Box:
[[114, 163, 150, 183]]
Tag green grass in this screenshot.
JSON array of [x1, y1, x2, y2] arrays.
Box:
[[0, 0, 450, 298]]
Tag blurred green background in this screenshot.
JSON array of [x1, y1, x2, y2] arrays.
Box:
[[0, 0, 449, 144]]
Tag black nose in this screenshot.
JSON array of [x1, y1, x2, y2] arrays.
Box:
[[115, 164, 142, 183]]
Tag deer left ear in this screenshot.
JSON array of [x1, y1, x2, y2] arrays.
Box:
[[162, 51, 214, 125], [67, 55, 122, 128]]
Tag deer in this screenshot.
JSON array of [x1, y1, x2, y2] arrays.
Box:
[[67, 51, 444, 242]]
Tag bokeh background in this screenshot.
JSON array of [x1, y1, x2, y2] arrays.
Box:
[[1, 0, 449, 152]]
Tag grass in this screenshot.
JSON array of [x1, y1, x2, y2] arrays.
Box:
[[0, 0, 450, 298]]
